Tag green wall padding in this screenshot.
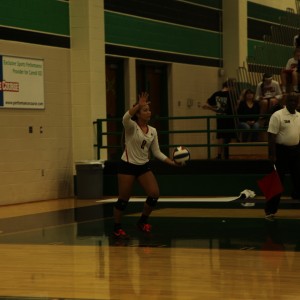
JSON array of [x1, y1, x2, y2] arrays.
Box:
[[105, 11, 222, 59], [103, 174, 292, 197], [0, 0, 69, 35], [185, 0, 222, 9], [248, 39, 294, 68], [248, 2, 287, 23]]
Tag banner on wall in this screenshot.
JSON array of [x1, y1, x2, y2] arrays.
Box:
[[0, 55, 44, 109]]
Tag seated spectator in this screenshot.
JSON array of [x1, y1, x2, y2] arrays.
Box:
[[237, 89, 260, 142], [293, 30, 300, 48], [280, 48, 300, 93], [255, 73, 283, 116]]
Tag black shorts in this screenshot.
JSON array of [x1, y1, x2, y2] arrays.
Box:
[[118, 160, 151, 177], [216, 117, 236, 139]]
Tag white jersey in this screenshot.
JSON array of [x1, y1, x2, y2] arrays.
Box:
[[268, 107, 300, 146], [121, 111, 167, 165], [255, 80, 282, 101], [286, 57, 298, 70], [294, 34, 300, 47]]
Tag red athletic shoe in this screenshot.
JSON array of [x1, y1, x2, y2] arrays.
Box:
[[113, 228, 130, 239], [137, 223, 152, 233]]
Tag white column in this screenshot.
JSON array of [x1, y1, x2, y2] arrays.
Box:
[[124, 58, 137, 108], [69, 0, 107, 164], [222, 0, 247, 79]]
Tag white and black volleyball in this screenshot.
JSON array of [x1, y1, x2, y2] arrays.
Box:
[[173, 146, 190, 165]]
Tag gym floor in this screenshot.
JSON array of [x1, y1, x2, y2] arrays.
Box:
[[0, 197, 300, 299]]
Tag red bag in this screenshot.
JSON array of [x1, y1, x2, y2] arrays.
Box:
[[257, 168, 283, 201]]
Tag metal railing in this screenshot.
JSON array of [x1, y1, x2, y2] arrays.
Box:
[[93, 114, 268, 160]]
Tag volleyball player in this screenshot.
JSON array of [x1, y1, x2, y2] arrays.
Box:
[[113, 92, 177, 238]]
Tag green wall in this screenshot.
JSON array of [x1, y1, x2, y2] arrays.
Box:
[[186, 0, 222, 9], [104, 174, 291, 197], [247, 1, 296, 70], [105, 11, 222, 59], [248, 40, 293, 68], [0, 0, 69, 35], [248, 2, 288, 23]]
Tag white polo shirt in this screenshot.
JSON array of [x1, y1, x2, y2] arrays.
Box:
[[268, 107, 300, 146]]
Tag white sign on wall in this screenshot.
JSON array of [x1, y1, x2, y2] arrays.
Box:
[[0, 55, 44, 109]]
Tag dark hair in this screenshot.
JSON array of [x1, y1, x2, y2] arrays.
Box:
[[293, 48, 300, 56], [223, 79, 235, 88], [286, 93, 299, 102], [243, 89, 254, 100], [131, 114, 138, 121], [121, 130, 126, 150], [244, 88, 254, 94], [263, 73, 273, 80], [261, 73, 273, 95]]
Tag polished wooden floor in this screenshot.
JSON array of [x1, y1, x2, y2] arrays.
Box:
[[0, 197, 300, 300]]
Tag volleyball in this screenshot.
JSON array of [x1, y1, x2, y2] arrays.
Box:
[[173, 146, 190, 165]]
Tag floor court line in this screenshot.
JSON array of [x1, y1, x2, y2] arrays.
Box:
[[96, 196, 245, 203]]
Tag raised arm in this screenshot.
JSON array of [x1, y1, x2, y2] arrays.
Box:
[[128, 92, 150, 116]]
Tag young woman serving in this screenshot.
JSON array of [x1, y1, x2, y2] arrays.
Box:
[[113, 92, 177, 238]]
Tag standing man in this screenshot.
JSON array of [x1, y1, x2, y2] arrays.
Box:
[[203, 80, 236, 159], [265, 93, 300, 221]]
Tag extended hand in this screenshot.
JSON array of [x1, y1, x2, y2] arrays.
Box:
[[138, 92, 150, 106]]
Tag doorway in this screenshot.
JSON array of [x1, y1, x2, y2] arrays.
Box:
[[105, 57, 125, 160], [136, 61, 169, 153]]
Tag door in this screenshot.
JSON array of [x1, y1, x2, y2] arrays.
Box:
[[105, 57, 125, 160], [136, 61, 169, 153]]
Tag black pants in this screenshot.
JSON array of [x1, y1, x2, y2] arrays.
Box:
[[265, 144, 300, 215]]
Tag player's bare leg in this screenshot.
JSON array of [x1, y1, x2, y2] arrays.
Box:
[[113, 174, 135, 238], [136, 171, 159, 232]]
